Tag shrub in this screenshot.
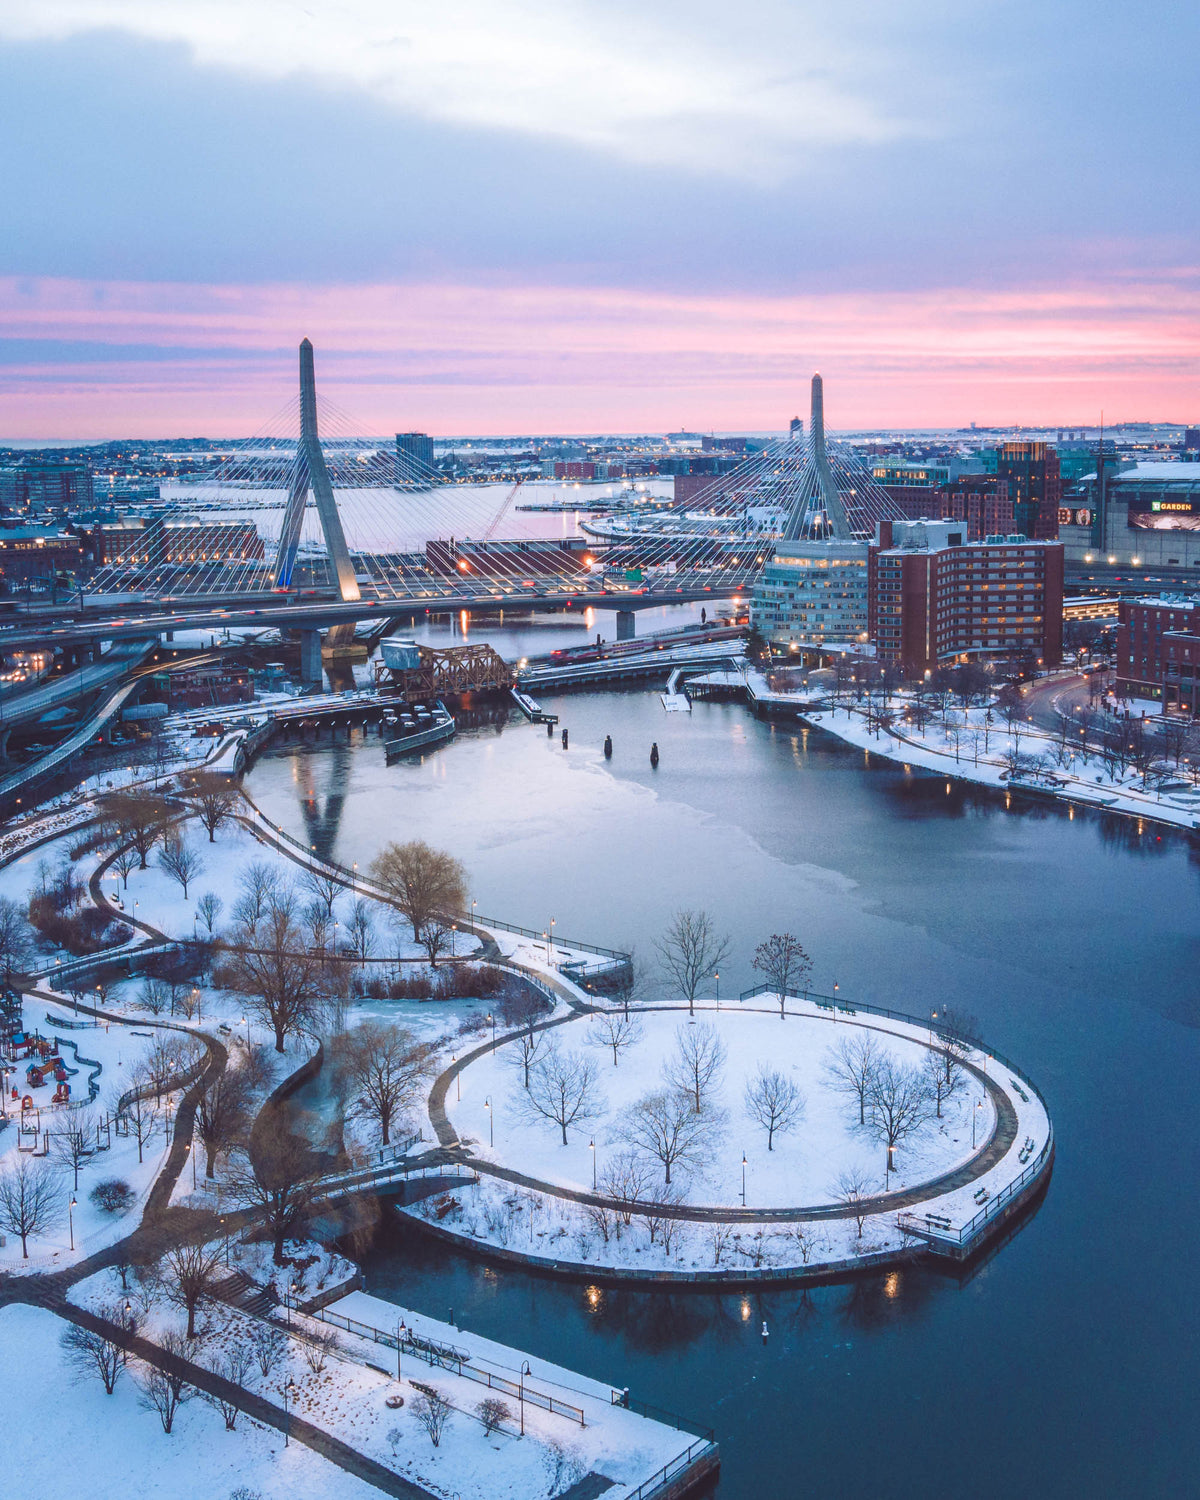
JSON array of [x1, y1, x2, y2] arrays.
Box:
[[89, 1178, 136, 1215], [477, 1397, 511, 1437]]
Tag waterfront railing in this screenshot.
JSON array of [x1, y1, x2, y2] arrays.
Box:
[[310, 1306, 587, 1427]]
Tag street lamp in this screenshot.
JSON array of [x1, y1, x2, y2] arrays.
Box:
[[485, 1095, 493, 1149], [451, 1053, 460, 1102], [396, 1319, 407, 1382], [519, 1360, 531, 1436], [886, 1143, 896, 1188], [550, 917, 556, 963], [973, 1098, 983, 1148], [589, 1137, 596, 1191], [69, 1195, 76, 1251], [741, 1153, 747, 1207], [284, 1378, 297, 1447], [487, 1012, 496, 1046], [714, 970, 719, 1008]]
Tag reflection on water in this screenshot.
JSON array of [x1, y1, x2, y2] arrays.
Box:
[[249, 689, 1200, 1498]]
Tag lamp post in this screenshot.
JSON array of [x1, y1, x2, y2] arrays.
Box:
[[451, 1054, 460, 1102], [886, 1143, 895, 1188], [485, 1095, 493, 1149], [69, 1195, 76, 1251], [550, 918, 556, 964], [714, 970, 719, 1009], [973, 1098, 983, 1148], [487, 1012, 496, 1046], [741, 1153, 747, 1207], [519, 1360, 531, 1436], [396, 1318, 407, 1382], [450, 924, 456, 958], [284, 1378, 297, 1447], [589, 1137, 596, 1191]]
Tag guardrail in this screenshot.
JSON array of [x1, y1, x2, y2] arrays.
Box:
[[116, 1046, 207, 1117], [897, 1131, 1055, 1252], [623, 1436, 719, 1500], [310, 1306, 587, 1427], [467, 911, 630, 964]]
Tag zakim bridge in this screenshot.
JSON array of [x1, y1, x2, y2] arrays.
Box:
[[0, 343, 904, 661]]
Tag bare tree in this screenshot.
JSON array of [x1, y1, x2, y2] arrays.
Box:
[[53, 1107, 97, 1192], [504, 1017, 548, 1090], [196, 1067, 253, 1179], [232, 861, 279, 934], [226, 1107, 324, 1264], [620, 1090, 713, 1186], [346, 896, 375, 964], [158, 832, 203, 900], [225, 889, 321, 1052], [301, 1327, 340, 1375], [302, 863, 343, 919], [419, 919, 451, 968], [334, 1021, 435, 1147], [137, 1333, 193, 1433], [587, 1008, 643, 1067], [866, 1056, 934, 1172], [111, 843, 140, 890], [0, 1156, 63, 1257], [117, 1086, 158, 1164], [824, 1033, 882, 1126], [190, 773, 238, 842], [412, 1387, 452, 1447], [370, 840, 467, 943], [195, 891, 223, 936], [522, 1042, 605, 1146], [205, 1342, 254, 1429], [744, 1066, 805, 1150], [599, 1147, 654, 1225], [164, 1240, 225, 1337], [250, 1323, 287, 1379], [656, 908, 730, 1016], [61, 1312, 126, 1394], [0, 895, 32, 982], [101, 792, 172, 869], [835, 1165, 873, 1239], [924, 1049, 960, 1118], [665, 1022, 726, 1113], [752, 932, 813, 1016], [477, 1397, 511, 1437]]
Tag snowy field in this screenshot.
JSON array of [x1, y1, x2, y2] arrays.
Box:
[[61, 1268, 693, 1500], [0, 1305, 386, 1500], [450, 1004, 991, 1208]]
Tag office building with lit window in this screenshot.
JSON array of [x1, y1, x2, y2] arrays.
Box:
[[750, 541, 869, 650]]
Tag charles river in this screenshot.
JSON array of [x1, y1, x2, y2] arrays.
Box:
[[246, 610, 1200, 1499]]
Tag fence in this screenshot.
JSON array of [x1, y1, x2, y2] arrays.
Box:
[[623, 1435, 719, 1500], [310, 1306, 587, 1427], [116, 1045, 207, 1117], [897, 1130, 1055, 1252]]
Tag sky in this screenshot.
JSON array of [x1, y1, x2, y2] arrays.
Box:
[[0, 0, 1197, 437]]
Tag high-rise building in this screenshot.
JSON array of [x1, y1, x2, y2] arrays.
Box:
[[996, 442, 1061, 539], [868, 519, 1064, 676], [1184, 428, 1200, 452], [395, 432, 436, 486], [789, 417, 804, 442], [0, 462, 93, 513]]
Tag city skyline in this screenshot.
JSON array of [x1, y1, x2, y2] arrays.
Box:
[[1, 0, 1198, 434]]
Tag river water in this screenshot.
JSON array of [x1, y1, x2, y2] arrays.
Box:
[[245, 672, 1200, 1498]]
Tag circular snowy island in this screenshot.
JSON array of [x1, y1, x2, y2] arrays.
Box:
[[409, 997, 1053, 1283]]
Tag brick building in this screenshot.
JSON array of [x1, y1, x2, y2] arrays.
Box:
[[868, 519, 1064, 677], [0, 462, 93, 513], [881, 476, 1014, 541], [1115, 596, 1200, 712]]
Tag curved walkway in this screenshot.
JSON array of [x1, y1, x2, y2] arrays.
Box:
[[427, 1002, 1018, 1224]]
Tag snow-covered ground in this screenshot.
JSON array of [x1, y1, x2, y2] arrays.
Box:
[[0, 1304, 386, 1500], [803, 701, 1200, 830], [452, 1004, 990, 1209], [0, 1011, 177, 1270], [412, 998, 1050, 1277], [64, 1266, 695, 1500]]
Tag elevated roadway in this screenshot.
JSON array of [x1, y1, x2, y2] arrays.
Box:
[[0, 575, 748, 652], [0, 638, 157, 736]]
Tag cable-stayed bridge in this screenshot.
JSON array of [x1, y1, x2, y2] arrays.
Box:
[[0, 346, 904, 660]]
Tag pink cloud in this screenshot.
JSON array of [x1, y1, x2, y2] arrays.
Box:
[[1, 275, 1197, 437]]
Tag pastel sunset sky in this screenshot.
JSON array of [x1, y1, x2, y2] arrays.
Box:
[[1, 0, 1197, 436]]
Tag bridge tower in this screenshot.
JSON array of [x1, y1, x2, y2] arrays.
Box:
[[274, 339, 361, 602], [782, 373, 853, 541]]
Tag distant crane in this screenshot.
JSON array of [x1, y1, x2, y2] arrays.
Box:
[[481, 477, 526, 542]]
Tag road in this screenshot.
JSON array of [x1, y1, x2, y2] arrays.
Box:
[[0, 639, 157, 731]]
